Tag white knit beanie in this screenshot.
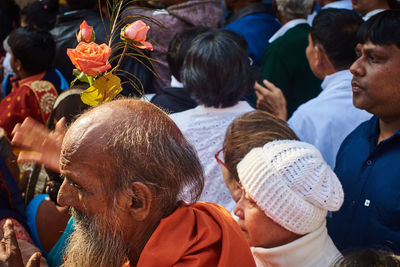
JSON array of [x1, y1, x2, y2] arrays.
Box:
[[237, 140, 344, 235]]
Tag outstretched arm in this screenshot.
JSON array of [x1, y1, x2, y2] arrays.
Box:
[[11, 117, 66, 173]]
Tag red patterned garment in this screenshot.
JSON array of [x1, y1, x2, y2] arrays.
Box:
[[0, 72, 58, 138]]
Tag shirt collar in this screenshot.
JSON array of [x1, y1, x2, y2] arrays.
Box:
[[11, 72, 45, 90], [363, 9, 386, 21], [367, 115, 400, 143], [170, 75, 183, 88], [323, 0, 352, 10], [269, 19, 307, 43], [321, 69, 352, 91], [251, 222, 339, 267]]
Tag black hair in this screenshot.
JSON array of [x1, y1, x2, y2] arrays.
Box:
[[181, 29, 255, 108], [8, 27, 55, 76], [66, 0, 97, 10], [20, 0, 58, 31], [0, 0, 20, 44], [388, 0, 400, 9], [333, 248, 400, 267], [167, 26, 210, 83], [356, 9, 400, 48], [311, 8, 363, 70]]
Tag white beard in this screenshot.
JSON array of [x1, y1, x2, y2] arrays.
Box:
[[62, 208, 129, 267]]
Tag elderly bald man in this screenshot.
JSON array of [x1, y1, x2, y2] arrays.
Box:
[[1, 99, 256, 267]]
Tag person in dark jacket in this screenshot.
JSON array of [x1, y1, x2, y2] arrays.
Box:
[[122, 0, 222, 93]]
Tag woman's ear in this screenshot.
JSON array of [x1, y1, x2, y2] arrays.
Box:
[[128, 182, 153, 221]]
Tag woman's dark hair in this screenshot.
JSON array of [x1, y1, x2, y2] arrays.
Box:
[[167, 26, 210, 83], [8, 27, 55, 76], [311, 8, 363, 70], [20, 0, 58, 31], [182, 29, 255, 108], [223, 110, 298, 182], [356, 9, 400, 48]]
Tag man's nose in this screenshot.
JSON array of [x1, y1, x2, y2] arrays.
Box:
[[57, 179, 78, 207], [350, 57, 365, 77]]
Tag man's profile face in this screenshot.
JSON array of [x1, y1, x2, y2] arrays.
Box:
[[350, 41, 400, 119], [57, 124, 132, 266]]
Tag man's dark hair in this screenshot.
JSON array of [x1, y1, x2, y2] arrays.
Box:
[[182, 29, 255, 108], [20, 0, 58, 31], [356, 9, 400, 49], [388, 0, 400, 9], [311, 8, 363, 70], [66, 0, 97, 10], [8, 27, 55, 76], [167, 26, 210, 83]]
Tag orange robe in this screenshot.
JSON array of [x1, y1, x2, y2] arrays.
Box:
[[0, 73, 57, 138], [131, 202, 256, 267]]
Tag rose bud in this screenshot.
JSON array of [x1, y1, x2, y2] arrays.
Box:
[[77, 20, 95, 43], [120, 20, 153, 51]]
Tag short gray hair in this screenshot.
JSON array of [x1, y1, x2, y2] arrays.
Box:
[[275, 0, 314, 18]]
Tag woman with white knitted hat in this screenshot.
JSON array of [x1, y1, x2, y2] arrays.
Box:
[[234, 140, 344, 267]]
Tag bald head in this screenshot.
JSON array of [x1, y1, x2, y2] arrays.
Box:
[[61, 99, 204, 215]]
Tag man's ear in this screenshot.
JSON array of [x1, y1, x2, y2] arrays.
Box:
[[128, 182, 153, 221], [315, 45, 324, 67]]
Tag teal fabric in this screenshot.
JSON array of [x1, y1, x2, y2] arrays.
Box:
[[26, 194, 49, 257], [47, 217, 74, 267], [25, 194, 74, 267], [259, 23, 322, 116]]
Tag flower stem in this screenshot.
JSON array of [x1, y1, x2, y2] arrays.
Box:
[[108, 0, 124, 48], [116, 42, 128, 69], [87, 75, 94, 86]]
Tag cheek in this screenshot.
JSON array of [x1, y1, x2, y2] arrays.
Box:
[[242, 208, 271, 246]]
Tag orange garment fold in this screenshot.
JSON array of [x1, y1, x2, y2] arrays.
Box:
[[135, 202, 256, 267]]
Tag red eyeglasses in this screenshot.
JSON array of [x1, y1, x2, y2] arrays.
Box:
[[215, 148, 226, 168]]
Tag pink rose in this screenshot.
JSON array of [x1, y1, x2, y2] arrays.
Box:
[[77, 20, 95, 43], [121, 20, 153, 51], [67, 42, 111, 76]]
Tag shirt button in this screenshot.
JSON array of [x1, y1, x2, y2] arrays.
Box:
[[350, 201, 356, 206], [366, 160, 373, 166]]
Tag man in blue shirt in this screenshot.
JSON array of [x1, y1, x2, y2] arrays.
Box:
[[328, 10, 400, 253]]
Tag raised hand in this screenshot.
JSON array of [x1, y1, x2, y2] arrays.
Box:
[[0, 219, 42, 267], [11, 117, 66, 173], [254, 80, 288, 121]]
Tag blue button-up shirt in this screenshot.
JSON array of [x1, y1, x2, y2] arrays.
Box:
[[328, 115, 400, 253]]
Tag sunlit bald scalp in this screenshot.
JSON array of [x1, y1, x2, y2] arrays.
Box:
[[61, 99, 204, 215]]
